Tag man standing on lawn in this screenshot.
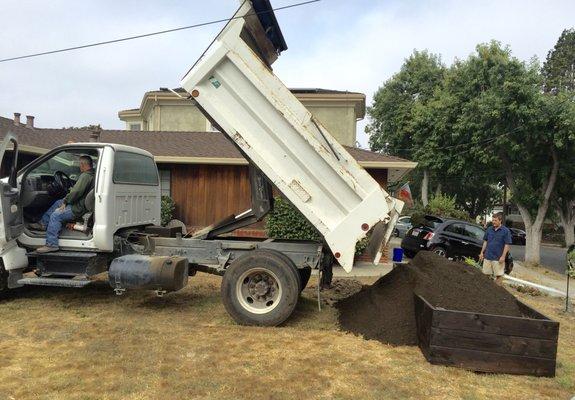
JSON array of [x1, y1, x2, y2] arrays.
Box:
[[479, 212, 512, 284]]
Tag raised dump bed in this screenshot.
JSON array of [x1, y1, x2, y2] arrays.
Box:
[[414, 294, 559, 377], [180, 0, 403, 272]]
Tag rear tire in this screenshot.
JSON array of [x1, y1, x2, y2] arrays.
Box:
[[221, 249, 300, 326], [432, 246, 447, 258]]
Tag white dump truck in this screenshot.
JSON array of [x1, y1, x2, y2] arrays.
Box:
[[0, 0, 402, 326]]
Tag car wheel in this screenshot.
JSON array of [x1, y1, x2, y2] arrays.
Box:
[[432, 246, 447, 258], [505, 260, 514, 275]]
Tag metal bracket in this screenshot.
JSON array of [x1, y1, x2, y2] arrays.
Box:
[[114, 287, 126, 296]]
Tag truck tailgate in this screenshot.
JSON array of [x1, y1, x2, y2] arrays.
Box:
[[180, 1, 403, 272]]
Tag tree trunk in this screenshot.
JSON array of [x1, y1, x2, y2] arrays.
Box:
[[557, 201, 575, 247], [435, 182, 442, 196], [421, 169, 429, 206], [523, 223, 543, 264], [565, 223, 575, 248], [502, 149, 559, 265]]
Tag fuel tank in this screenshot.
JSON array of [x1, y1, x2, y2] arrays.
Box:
[[109, 254, 189, 294]]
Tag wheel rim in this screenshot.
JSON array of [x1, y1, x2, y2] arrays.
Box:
[[433, 248, 446, 257], [236, 268, 283, 314]]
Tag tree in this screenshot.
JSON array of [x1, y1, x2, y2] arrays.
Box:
[[367, 50, 445, 205], [439, 41, 567, 263], [543, 28, 575, 247], [543, 28, 575, 92]]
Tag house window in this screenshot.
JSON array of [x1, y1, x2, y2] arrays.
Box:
[[159, 169, 171, 197], [129, 123, 141, 131]]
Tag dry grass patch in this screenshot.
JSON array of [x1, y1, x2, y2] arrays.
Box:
[[0, 274, 573, 399]]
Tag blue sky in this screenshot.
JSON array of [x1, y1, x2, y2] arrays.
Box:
[[1, 0, 574, 147]]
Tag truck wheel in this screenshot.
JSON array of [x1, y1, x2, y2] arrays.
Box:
[[221, 250, 300, 326], [298, 267, 312, 292]]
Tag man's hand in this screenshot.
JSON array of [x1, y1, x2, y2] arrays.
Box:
[[499, 255, 506, 263], [57, 203, 66, 212], [479, 252, 484, 261]]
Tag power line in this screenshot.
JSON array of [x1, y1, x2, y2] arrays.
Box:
[[0, 0, 321, 63], [377, 130, 516, 154]]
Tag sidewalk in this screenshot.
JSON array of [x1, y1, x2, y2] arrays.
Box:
[[510, 261, 574, 299]]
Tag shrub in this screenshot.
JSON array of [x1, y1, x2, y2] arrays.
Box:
[[409, 194, 471, 227], [265, 197, 321, 241], [266, 196, 369, 256], [161, 196, 176, 226]]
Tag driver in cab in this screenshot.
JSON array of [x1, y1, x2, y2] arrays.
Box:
[[30, 155, 94, 253]]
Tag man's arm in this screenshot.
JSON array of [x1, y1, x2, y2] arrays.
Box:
[[499, 244, 510, 263], [479, 240, 487, 261], [499, 228, 513, 263], [63, 173, 90, 205]]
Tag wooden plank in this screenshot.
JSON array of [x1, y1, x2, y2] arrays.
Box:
[[432, 308, 559, 340], [427, 345, 556, 377], [430, 327, 557, 359], [414, 294, 433, 351]]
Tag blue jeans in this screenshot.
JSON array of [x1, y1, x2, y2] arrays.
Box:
[[41, 199, 75, 247]]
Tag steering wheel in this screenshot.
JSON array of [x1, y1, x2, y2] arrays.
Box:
[[53, 171, 73, 193]]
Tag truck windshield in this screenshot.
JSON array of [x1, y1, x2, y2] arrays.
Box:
[[28, 149, 99, 180]]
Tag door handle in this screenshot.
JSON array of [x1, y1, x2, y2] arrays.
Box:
[[461, 241, 469, 245]]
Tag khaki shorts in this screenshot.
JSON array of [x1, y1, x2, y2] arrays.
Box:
[[482, 260, 505, 277]]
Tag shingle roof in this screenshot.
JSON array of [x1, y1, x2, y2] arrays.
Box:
[[0, 116, 413, 166], [152, 87, 363, 96]]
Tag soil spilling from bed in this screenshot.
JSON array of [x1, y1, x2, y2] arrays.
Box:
[[335, 251, 523, 345]]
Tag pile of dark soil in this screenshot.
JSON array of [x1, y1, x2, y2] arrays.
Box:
[[336, 252, 523, 345], [313, 279, 364, 306]]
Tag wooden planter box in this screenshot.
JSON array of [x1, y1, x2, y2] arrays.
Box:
[[414, 294, 559, 377]]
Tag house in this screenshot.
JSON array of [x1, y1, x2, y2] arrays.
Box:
[[118, 87, 366, 146], [1, 88, 416, 235]]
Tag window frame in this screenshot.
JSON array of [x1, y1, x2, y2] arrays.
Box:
[[112, 151, 159, 186], [464, 224, 485, 241], [444, 222, 466, 236], [158, 168, 171, 197]]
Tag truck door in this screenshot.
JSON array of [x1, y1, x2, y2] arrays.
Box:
[[0, 133, 24, 245]]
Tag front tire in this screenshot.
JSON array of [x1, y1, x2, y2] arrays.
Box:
[[221, 250, 300, 326]]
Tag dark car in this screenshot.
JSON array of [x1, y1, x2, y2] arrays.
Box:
[[509, 228, 526, 245], [401, 215, 513, 273]]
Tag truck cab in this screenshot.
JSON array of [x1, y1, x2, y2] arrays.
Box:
[[0, 134, 161, 288]]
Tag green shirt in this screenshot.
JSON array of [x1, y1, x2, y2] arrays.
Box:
[[64, 170, 95, 217]]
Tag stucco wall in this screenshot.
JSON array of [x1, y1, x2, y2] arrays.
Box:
[[157, 105, 206, 132], [305, 105, 356, 146], [122, 97, 360, 145]]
